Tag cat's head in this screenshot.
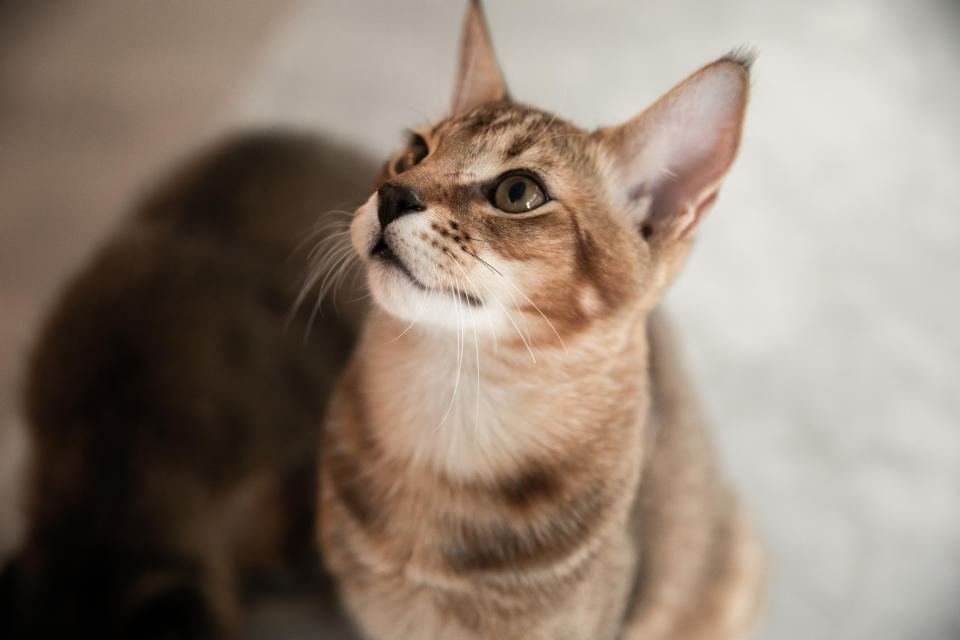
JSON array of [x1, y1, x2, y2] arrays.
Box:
[[351, 0, 750, 347]]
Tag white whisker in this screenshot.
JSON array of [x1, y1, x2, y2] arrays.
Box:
[[462, 243, 565, 356], [445, 257, 485, 434], [499, 276, 568, 354], [453, 254, 536, 364], [315, 245, 357, 302], [471, 295, 481, 436], [323, 247, 361, 308], [394, 278, 430, 341], [288, 224, 355, 332], [290, 210, 355, 261], [436, 286, 465, 431], [491, 268, 537, 347], [301, 245, 358, 342], [449, 256, 498, 354], [482, 282, 536, 363]]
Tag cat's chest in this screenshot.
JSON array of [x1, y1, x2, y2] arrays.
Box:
[[326, 482, 639, 640], [324, 415, 642, 579]]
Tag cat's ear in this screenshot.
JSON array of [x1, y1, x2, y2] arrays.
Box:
[[594, 55, 751, 246], [450, 0, 508, 116]]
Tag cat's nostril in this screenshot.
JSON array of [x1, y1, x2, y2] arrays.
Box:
[[377, 182, 425, 230]]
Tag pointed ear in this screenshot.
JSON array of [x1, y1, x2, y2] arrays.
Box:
[[450, 0, 508, 116], [595, 54, 752, 246]]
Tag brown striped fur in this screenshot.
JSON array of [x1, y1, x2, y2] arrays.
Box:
[[319, 2, 765, 638]]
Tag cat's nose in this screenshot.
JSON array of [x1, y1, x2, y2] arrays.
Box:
[[377, 182, 425, 230]]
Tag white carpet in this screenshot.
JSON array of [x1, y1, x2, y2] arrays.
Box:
[[229, 1, 960, 638]]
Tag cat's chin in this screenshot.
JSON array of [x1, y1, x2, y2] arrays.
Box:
[[367, 261, 494, 333]]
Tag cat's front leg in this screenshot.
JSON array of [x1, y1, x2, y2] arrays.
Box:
[[623, 502, 766, 640]]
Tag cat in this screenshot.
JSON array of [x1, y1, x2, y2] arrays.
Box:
[[316, 2, 766, 639], [0, 131, 374, 638]]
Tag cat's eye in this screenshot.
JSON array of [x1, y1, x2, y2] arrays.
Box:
[[393, 135, 428, 174], [491, 174, 547, 213]]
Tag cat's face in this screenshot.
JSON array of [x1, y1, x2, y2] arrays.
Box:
[[351, 102, 644, 342], [350, 1, 750, 347]]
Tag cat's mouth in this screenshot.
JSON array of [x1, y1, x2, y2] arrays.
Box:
[[371, 238, 482, 307]]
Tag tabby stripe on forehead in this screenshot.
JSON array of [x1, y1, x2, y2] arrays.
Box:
[[464, 111, 497, 134], [505, 134, 535, 158]]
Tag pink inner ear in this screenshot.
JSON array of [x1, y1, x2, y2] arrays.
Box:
[[603, 60, 749, 241], [680, 190, 718, 238], [645, 138, 736, 240]]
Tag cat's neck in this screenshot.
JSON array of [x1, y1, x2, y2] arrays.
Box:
[[352, 308, 650, 482]]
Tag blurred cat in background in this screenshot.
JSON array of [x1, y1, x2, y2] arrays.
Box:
[[0, 132, 373, 637]]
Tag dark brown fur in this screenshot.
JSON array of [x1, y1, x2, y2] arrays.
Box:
[[2, 131, 374, 638]]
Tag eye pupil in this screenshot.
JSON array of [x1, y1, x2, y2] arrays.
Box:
[[508, 181, 526, 202], [491, 174, 547, 213]]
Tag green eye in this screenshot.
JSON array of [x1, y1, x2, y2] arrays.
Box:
[[492, 174, 547, 213]]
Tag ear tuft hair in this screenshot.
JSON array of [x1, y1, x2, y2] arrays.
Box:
[[717, 47, 758, 72]]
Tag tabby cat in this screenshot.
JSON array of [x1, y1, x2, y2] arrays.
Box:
[[317, 2, 765, 639]]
